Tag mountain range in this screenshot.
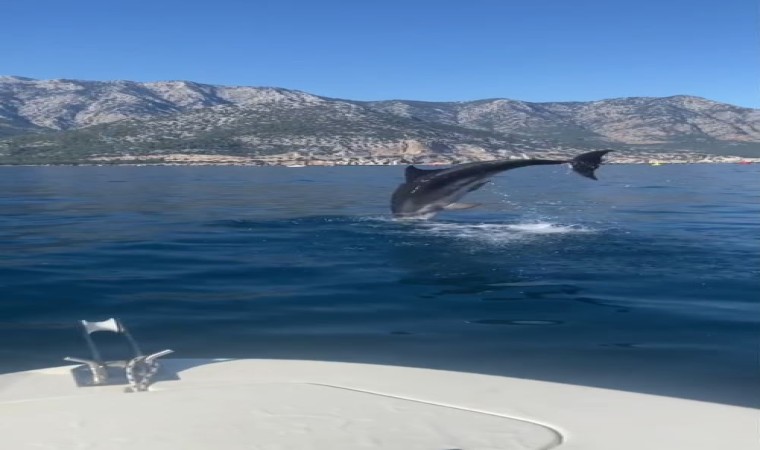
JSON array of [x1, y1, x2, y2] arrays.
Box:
[[1, 76, 758, 165]]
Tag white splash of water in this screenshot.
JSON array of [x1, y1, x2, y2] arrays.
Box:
[[502, 222, 592, 233], [414, 221, 594, 245]]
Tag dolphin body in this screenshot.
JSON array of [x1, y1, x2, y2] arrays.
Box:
[[390, 150, 612, 219]]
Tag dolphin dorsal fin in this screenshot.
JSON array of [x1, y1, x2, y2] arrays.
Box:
[[405, 165, 446, 182]]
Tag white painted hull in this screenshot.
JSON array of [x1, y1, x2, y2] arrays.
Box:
[[0, 359, 754, 449]]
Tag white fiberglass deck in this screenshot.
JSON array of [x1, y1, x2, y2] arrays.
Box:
[[0, 359, 755, 450]]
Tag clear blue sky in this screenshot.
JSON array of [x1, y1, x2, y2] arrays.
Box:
[[2, 0, 758, 107]]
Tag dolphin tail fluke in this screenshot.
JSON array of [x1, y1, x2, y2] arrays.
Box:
[[569, 150, 612, 180]]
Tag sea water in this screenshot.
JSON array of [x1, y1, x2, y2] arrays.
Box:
[[0, 163, 757, 407]]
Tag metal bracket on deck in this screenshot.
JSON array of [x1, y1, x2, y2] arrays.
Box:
[[64, 318, 176, 392]]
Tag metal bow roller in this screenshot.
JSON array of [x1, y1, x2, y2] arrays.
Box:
[[64, 318, 174, 392]]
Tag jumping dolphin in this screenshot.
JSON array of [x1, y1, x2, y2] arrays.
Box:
[[391, 150, 612, 219]]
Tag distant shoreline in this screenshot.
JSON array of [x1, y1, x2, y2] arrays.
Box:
[[1, 150, 759, 167], [0, 159, 756, 168]]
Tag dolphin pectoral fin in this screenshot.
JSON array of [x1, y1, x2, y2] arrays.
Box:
[[467, 181, 490, 192], [444, 203, 481, 210]]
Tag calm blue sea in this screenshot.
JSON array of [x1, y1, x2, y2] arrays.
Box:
[[0, 163, 757, 407]]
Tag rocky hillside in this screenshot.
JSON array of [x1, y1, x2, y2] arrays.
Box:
[[0, 76, 758, 164], [0, 76, 324, 132], [366, 96, 760, 150]]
